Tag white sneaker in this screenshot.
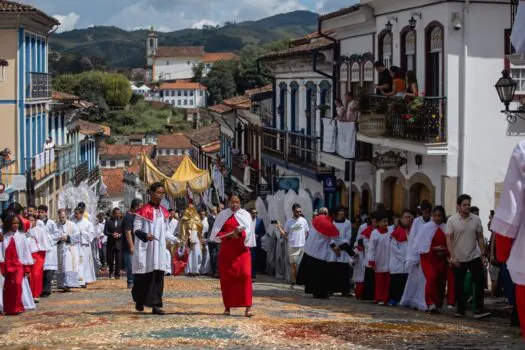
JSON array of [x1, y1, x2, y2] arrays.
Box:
[[378, 301, 385, 305], [447, 305, 455, 310]]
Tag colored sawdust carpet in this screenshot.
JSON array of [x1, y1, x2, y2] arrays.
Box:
[[0, 275, 523, 349]]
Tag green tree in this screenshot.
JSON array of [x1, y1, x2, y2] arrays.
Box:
[[103, 73, 132, 107], [203, 60, 237, 105], [53, 74, 80, 94], [192, 62, 205, 82]]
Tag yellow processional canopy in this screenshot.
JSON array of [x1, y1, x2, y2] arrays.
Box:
[[139, 153, 211, 198]]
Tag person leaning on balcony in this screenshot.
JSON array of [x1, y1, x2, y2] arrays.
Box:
[[334, 99, 345, 120], [405, 71, 419, 97], [380, 66, 406, 97], [374, 61, 392, 95], [342, 92, 359, 123]]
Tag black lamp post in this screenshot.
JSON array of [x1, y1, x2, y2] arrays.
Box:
[[495, 70, 524, 123], [408, 16, 417, 30], [385, 20, 393, 33]]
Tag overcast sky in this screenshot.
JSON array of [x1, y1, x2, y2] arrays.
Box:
[[24, 0, 357, 32]]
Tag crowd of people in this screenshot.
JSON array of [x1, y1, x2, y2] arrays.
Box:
[[0, 182, 520, 330]]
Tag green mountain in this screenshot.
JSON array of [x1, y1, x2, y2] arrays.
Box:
[[49, 11, 318, 69]]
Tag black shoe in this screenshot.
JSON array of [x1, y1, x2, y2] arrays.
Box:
[[40, 292, 50, 298], [135, 303, 144, 312], [108, 273, 113, 279], [127, 283, 134, 289], [61, 287, 71, 293], [115, 275, 120, 280], [454, 310, 465, 318], [474, 309, 491, 319], [152, 307, 165, 315]]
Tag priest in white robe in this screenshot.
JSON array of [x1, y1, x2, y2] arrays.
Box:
[[73, 208, 97, 285], [400, 201, 432, 311], [56, 209, 82, 292], [38, 204, 61, 298], [132, 182, 178, 315]]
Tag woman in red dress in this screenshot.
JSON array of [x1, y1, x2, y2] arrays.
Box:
[[210, 193, 255, 317], [416, 206, 448, 313]]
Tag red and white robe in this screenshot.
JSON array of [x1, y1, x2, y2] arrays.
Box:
[[368, 226, 393, 304], [27, 225, 52, 298], [0, 231, 34, 315], [492, 140, 525, 339]]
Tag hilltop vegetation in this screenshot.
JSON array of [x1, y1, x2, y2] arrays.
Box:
[[48, 11, 318, 70]]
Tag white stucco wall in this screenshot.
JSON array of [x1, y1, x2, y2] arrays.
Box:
[[154, 58, 201, 80], [160, 88, 207, 108]]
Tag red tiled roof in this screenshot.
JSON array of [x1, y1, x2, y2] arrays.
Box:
[[156, 155, 185, 176], [186, 122, 220, 147], [208, 104, 232, 114], [155, 46, 204, 58], [245, 84, 273, 98], [203, 52, 237, 63], [99, 144, 154, 163], [78, 119, 111, 137], [318, 4, 361, 21], [159, 82, 207, 90], [202, 141, 220, 153], [259, 38, 334, 61], [53, 91, 79, 100], [0, 1, 60, 25], [223, 95, 251, 110], [101, 168, 125, 197], [157, 133, 192, 149]]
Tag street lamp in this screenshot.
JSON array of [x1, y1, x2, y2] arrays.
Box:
[[495, 70, 525, 123]]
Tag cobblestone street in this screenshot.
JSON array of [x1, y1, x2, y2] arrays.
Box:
[[0, 275, 522, 349]]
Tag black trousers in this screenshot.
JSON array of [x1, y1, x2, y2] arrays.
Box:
[[389, 273, 409, 303], [132, 270, 165, 308], [208, 242, 219, 274], [454, 257, 485, 313], [42, 270, 55, 294], [107, 245, 121, 276], [363, 267, 376, 301]]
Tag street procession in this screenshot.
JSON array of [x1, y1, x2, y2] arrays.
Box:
[[2, 0, 525, 349]]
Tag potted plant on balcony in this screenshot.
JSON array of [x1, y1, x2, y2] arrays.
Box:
[[317, 104, 330, 118], [0, 58, 8, 67]]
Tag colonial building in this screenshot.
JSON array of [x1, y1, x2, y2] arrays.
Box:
[[211, 85, 273, 202], [158, 82, 207, 108], [145, 27, 236, 82], [186, 122, 221, 170], [0, 1, 59, 206], [316, 0, 513, 221]]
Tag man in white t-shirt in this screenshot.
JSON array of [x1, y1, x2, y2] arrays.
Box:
[[278, 204, 309, 287]]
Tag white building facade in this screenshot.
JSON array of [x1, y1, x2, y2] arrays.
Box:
[[159, 82, 207, 108], [316, 0, 514, 226]]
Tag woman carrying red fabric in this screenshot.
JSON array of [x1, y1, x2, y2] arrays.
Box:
[[210, 193, 255, 317], [415, 206, 448, 313]]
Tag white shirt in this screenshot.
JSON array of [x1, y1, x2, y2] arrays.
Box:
[[329, 219, 352, 263], [96, 220, 107, 244], [389, 233, 408, 274], [284, 216, 309, 248]]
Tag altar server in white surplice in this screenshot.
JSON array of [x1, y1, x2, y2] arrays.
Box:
[[400, 201, 432, 311], [38, 204, 62, 298], [132, 182, 178, 316]]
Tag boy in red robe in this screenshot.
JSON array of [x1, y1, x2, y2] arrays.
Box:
[[0, 215, 34, 315]]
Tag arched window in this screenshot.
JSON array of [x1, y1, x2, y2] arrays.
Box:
[[363, 61, 374, 82], [290, 81, 299, 132], [401, 29, 416, 73], [425, 23, 444, 97], [379, 33, 393, 68], [339, 63, 348, 98], [319, 80, 331, 119], [278, 82, 287, 130], [351, 62, 360, 82]]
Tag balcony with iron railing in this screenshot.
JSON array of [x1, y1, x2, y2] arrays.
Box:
[[31, 150, 57, 183], [357, 95, 447, 152], [262, 126, 332, 176], [54, 144, 75, 175], [231, 155, 259, 191], [74, 161, 89, 186], [27, 72, 52, 99]]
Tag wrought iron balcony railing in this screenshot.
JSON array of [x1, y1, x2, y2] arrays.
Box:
[[31, 150, 56, 182], [74, 161, 89, 186], [262, 126, 331, 173], [231, 155, 259, 190], [359, 95, 447, 143], [27, 72, 52, 99]]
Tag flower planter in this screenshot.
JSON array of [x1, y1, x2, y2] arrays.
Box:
[[359, 114, 386, 137]]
